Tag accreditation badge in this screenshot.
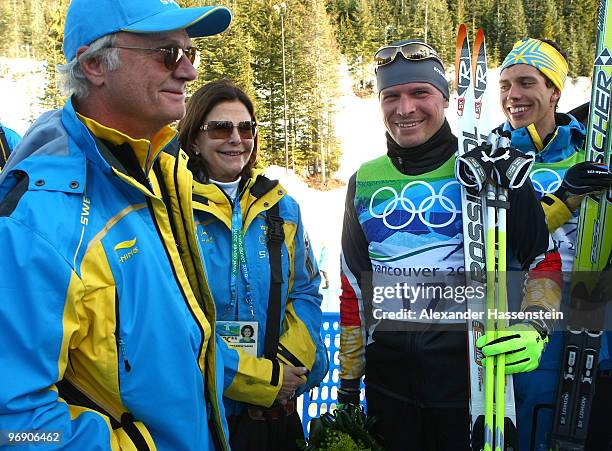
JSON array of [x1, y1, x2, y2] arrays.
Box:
[[216, 321, 258, 356]]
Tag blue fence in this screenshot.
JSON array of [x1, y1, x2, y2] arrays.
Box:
[[300, 312, 366, 435]]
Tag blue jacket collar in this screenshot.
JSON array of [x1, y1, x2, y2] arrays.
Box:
[[502, 113, 586, 163], [0, 99, 181, 197], [0, 101, 87, 196]]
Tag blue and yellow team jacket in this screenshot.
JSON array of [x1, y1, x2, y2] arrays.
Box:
[[0, 100, 230, 450], [503, 113, 611, 450], [192, 174, 322, 416], [502, 113, 586, 238]]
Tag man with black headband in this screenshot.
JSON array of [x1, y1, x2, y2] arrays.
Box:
[[498, 37, 612, 451], [337, 39, 562, 450]]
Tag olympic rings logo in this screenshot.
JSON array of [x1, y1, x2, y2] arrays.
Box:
[[530, 168, 563, 196], [369, 180, 461, 230]]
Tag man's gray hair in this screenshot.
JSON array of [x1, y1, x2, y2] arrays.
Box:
[[58, 34, 120, 100]]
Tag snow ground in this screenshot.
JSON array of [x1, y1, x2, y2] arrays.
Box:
[[0, 57, 47, 135], [0, 58, 592, 311]]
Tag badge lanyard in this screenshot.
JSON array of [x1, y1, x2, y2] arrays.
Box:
[[228, 198, 255, 320]]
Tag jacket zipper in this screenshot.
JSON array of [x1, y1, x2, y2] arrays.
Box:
[[154, 161, 182, 254], [151, 155, 231, 451], [172, 165, 230, 451], [115, 289, 132, 373], [62, 375, 122, 425]]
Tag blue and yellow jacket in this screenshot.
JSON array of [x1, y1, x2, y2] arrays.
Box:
[[502, 113, 586, 235], [0, 100, 230, 450], [502, 112, 612, 450], [192, 174, 322, 416]]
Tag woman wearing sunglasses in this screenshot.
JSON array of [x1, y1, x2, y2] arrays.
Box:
[[178, 80, 324, 451]]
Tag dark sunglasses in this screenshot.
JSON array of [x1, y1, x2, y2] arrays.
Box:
[[111, 45, 198, 71], [374, 42, 442, 71], [200, 121, 257, 140]]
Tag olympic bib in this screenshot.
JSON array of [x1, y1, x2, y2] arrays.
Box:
[[356, 155, 467, 324], [367, 179, 462, 231]]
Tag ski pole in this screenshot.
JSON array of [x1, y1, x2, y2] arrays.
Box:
[[484, 180, 496, 451], [495, 186, 508, 451]]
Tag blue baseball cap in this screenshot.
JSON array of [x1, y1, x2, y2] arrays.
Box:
[[63, 0, 232, 62]]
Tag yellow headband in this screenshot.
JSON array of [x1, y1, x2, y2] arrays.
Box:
[[501, 38, 568, 91]]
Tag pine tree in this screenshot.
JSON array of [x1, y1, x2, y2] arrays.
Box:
[[557, 0, 596, 77], [492, 0, 527, 64], [522, 0, 545, 38], [298, 0, 342, 177], [249, 0, 287, 167], [424, 0, 454, 63], [326, 0, 358, 52], [39, 0, 69, 110], [192, 5, 256, 99], [5, 0, 22, 57], [540, 0, 559, 40], [345, 0, 377, 86], [0, 1, 9, 56]]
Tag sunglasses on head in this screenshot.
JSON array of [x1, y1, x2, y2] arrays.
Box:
[[111, 45, 199, 71], [374, 42, 442, 71], [200, 121, 257, 140]]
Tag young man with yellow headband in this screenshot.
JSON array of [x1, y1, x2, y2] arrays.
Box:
[[498, 37, 612, 450]]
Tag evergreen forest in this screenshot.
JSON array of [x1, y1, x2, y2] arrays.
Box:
[[0, 0, 599, 177]]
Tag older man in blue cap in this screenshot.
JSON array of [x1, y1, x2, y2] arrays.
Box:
[[0, 0, 232, 449]]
